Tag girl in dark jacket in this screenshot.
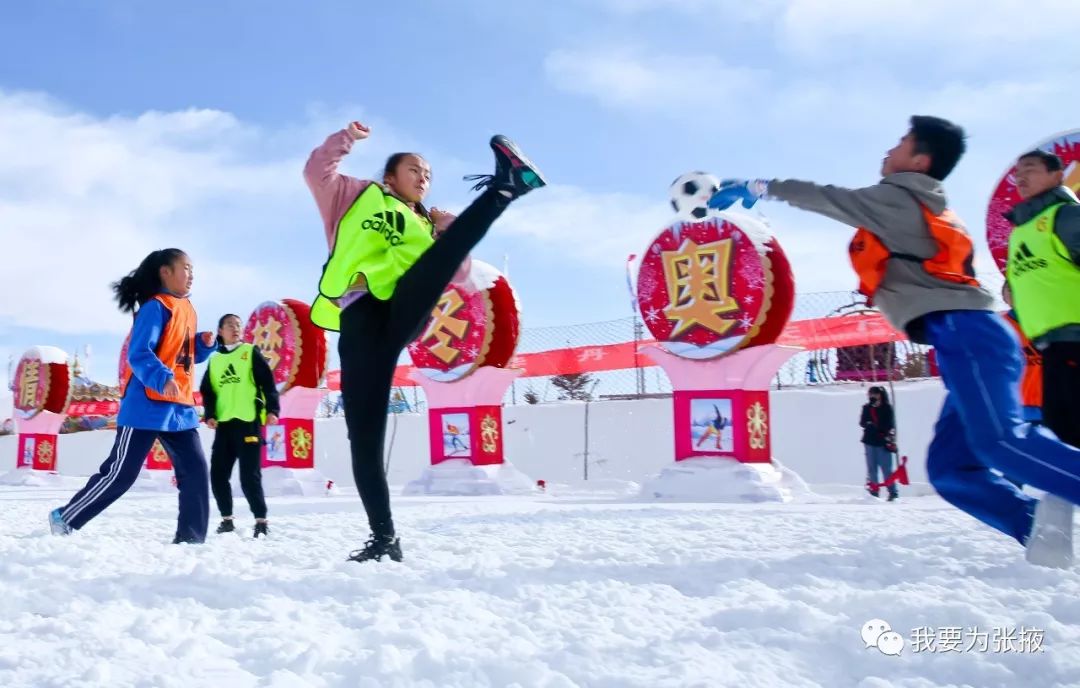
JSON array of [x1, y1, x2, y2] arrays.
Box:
[[860, 386, 898, 500]]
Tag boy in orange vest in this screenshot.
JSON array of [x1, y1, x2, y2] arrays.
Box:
[[709, 116, 1080, 568]]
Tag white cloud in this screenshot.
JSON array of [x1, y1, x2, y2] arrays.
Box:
[[0, 90, 311, 336], [778, 0, 1080, 67], [544, 48, 766, 110], [496, 185, 672, 266], [0, 92, 450, 342], [493, 184, 865, 298]]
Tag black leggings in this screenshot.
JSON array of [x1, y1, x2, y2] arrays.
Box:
[[210, 419, 268, 520], [338, 188, 507, 537], [1042, 341, 1080, 449]]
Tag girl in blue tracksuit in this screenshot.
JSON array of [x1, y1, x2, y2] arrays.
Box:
[[50, 249, 216, 543]]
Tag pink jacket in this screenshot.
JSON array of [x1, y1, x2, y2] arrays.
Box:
[[303, 129, 470, 285]]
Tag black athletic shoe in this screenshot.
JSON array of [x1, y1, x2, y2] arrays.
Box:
[[347, 535, 403, 563], [887, 493, 899, 502], [253, 522, 269, 538], [216, 519, 235, 534], [464, 135, 547, 199]]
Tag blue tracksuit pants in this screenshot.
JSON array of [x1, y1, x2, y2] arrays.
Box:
[[60, 427, 209, 543], [924, 310, 1080, 544]]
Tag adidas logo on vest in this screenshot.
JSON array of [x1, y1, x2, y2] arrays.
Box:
[[361, 211, 407, 246], [219, 363, 242, 386], [1011, 241, 1048, 276]]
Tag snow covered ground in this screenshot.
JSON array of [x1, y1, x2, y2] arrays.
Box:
[[2, 485, 1079, 687]]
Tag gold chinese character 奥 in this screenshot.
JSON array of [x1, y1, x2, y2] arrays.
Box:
[[662, 239, 740, 338]]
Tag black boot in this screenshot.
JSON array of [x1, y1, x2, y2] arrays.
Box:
[[464, 135, 547, 200], [253, 522, 269, 538], [216, 519, 235, 534], [887, 492, 899, 502], [347, 535, 403, 563]]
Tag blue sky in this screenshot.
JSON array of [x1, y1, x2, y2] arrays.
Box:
[[1, 0, 1078, 387]]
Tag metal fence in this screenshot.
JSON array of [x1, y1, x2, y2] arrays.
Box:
[[317, 285, 1005, 417]]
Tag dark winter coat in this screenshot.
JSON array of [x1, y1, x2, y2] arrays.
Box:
[[860, 403, 895, 447]]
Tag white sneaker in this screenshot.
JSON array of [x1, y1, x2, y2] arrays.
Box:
[[1026, 494, 1074, 569], [48, 508, 72, 536]]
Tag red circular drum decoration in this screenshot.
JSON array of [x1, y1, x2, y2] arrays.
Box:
[[408, 260, 520, 382], [118, 331, 131, 386], [245, 299, 328, 392], [987, 129, 1080, 273], [636, 214, 795, 359], [13, 346, 72, 420]]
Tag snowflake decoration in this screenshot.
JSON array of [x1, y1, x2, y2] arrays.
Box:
[[739, 314, 755, 330], [737, 259, 765, 289], [644, 307, 662, 323]]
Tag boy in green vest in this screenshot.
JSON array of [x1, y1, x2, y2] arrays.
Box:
[[1004, 149, 1080, 560], [1006, 149, 1080, 447], [200, 313, 281, 538]]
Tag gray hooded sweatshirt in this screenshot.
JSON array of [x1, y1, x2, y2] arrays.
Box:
[[767, 172, 994, 341]]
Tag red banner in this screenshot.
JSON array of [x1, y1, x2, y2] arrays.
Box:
[[67, 401, 120, 417], [66, 393, 204, 417], [776, 312, 905, 349], [325, 313, 907, 388]]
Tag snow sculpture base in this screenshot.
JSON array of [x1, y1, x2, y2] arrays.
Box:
[[403, 459, 536, 496], [641, 457, 811, 503], [261, 466, 333, 497]]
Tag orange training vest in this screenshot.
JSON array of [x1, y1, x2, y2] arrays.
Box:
[[848, 204, 979, 303], [1004, 311, 1043, 407], [119, 294, 197, 406]]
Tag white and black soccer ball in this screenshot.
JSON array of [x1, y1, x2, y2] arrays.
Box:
[[669, 171, 721, 220]]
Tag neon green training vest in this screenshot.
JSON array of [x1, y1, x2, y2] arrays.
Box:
[[1007, 202, 1080, 340], [310, 184, 435, 331], [208, 344, 263, 423]]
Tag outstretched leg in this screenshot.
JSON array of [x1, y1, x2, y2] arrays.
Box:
[[927, 311, 1080, 503], [58, 427, 158, 530], [387, 136, 546, 350], [926, 395, 1035, 543]]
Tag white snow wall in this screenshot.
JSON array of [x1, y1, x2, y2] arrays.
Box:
[[0, 380, 947, 489]]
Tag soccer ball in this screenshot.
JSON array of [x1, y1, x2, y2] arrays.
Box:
[[669, 171, 721, 220]]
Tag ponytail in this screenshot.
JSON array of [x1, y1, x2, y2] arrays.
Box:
[[111, 248, 186, 314]]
